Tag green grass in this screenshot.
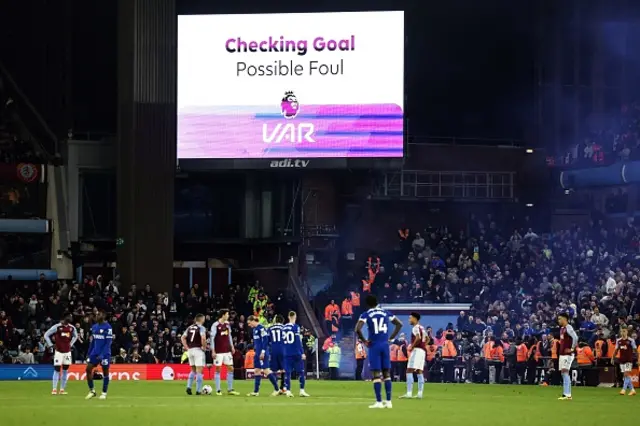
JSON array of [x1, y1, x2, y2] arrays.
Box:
[[0, 380, 634, 426]]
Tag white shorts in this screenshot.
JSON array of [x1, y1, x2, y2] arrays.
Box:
[[559, 355, 575, 371], [620, 362, 633, 373], [187, 348, 206, 367], [407, 348, 426, 371], [53, 351, 72, 367], [214, 352, 233, 367]]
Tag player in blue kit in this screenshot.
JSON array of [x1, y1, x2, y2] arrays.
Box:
[[247, 315, 281, 397], [356, 295, 403, 409], [85, 310, 113, 400], [268, 315, 287, 392], [282, 311, 310, 397]]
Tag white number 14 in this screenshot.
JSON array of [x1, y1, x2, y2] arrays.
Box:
[[372, 317, 387, 334]]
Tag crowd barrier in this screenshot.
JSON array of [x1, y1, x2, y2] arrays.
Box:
[[0, 364, 231, 381]]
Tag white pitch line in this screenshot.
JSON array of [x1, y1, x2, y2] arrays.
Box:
[[4, 401, 367, 409]]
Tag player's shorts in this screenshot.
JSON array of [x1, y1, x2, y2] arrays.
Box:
[[558, 354, 575, 371], [368, 343, 390, 371], [619, 362, 633, 373], [88, 354, 111, 367], [188, 348, 206, 367], [53, 351, 72, 367], [407, 348, 426, 370], [269, 352, 285, 371], [214, 352, 234, 367], [253, 353, 269, 370], [285, 354, 304, 373]]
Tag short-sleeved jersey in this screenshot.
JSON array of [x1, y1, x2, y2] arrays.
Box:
[[44, 323, 77, 353], [358, 307, 395, 344], [559, 324, 578, 355], [269, 324, 285, 355], [211, 321, 233, 353], [185, 324, 206, 349], [411, 324, 427, 351], [616, 338, 637, 363], [252, 324, 269, 354], [89, 322, 113, 357], [282, 323, 303, 356]]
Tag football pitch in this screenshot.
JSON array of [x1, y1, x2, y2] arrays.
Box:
[[0, 380, 633, 426]]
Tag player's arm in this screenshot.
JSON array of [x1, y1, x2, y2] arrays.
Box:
[[210, 323, 218, 355], [181, 333, 189, 351], [43, 324, 58, 347], [565, 325, 579, 352], [355, 318, 368, 345], [410, 328, 420, 349], [388, 316, 403, 342], [70, 325, 79, 347], [260, 329, 269, 359], [200, 326, 207, 350], [228, 325, 235, 354]]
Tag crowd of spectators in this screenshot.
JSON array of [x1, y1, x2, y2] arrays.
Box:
[[319, 210, 640, 383], [548, 100, 640, 168], [0, 275, 300, 368]]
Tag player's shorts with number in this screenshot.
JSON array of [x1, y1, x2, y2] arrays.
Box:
[[407, 347, 426, 370], [188, 348, 206, 367], [254, 354, 268, 369], [620, 362, 633, 373], [88, 354, 110, 367], [214, 352, 233, 366], [53, 351, 72, 367], [558, 354, 575, 370], [368, 343, 390, 371]]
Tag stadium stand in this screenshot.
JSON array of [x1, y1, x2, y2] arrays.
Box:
[[548, 99, 640, 168]]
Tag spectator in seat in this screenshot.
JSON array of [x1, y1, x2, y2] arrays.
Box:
[[16, 346, 35, 364]]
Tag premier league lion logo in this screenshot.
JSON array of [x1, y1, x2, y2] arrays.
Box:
[[280, 91, 299, 119]]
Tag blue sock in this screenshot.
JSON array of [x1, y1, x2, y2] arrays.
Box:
[[384, 378, 392, 401], [61, 370, 68, 389], [196, 373, 203, 393], [285, 372, 292, 391], [299, 370, 306, 390], [87, 377, 94, 391], [373, 381, 382, 402], [628, 376, 635, 391], [267, 373, 279, 391], [280, 373, 285, 390], [102, 375, 110, 394], [562, 372, 570, 396], [227, 369, 234, 391], [417, 374, 425, 393], [406, 373, 414, 395], [52, 371, 60, 390], [254, 376, 262, 393], [187, 371, 195, 389], [215, 372, 221, 392]]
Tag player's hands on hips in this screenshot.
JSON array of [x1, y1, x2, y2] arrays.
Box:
[[260, 352, 265, 361], [302, 354, 306, 360], [211, 351, 216, 357]]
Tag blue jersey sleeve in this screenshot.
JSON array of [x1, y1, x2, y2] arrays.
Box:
[[260, 327, 269, 354]]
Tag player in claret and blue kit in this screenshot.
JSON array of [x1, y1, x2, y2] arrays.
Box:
[[247, 315, 281, 396], [282, 311, 310, 397], [44, 312, 78, 395], [356, 295, 403, 409], [85, 310, 113, 400]]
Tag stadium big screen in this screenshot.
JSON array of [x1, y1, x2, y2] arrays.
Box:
[[177, 11, 405, 170]]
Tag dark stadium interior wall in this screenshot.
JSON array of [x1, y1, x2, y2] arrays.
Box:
[[116, 0, 177, 292]]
